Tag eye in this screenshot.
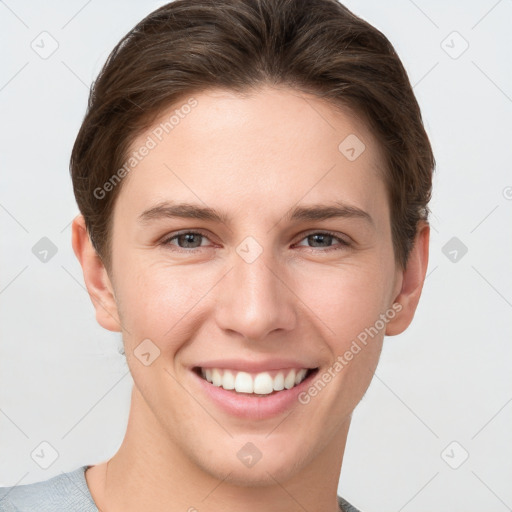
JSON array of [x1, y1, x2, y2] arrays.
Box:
[[294, 231, 351, 252], [161, 230, 351, 253], [161, 230, 212, 251]]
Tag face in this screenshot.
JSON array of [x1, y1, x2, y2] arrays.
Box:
[[88, 85, 409, 484]]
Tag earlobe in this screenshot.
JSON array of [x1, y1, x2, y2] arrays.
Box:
[[385, 222, 430, 336], [71, 214, 123, 333]]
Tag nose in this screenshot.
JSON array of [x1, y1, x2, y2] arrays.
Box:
[[215, 249, 297, 342]]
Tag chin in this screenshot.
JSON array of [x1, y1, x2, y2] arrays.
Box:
[[195, 441, 310, 488]]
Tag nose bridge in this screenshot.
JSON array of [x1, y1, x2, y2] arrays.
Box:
[[215, 243, 296, 341]]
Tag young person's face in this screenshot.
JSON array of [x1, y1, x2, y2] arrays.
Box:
[[75, 85, 428, 485]]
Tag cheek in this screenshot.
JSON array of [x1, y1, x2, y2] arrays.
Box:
[[114, 245, 393, 359], [291, 258, 390, 343], [114, 257, 220, 345], [115, 262, 211, 393]]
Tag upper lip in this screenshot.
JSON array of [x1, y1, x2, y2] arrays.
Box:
[[192, 359, 318, 374]]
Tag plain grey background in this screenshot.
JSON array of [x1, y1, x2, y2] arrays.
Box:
[[0, 1, 511, 511]]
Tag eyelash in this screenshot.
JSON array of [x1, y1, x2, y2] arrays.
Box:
[[161, 230, 351, 253]]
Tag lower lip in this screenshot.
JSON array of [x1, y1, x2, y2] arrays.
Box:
[[191, 368, 318, 420]]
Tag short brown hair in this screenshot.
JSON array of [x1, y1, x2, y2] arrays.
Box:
[[70, 0, 434, 271]]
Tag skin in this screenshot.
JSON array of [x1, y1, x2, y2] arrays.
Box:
[[72, 85, 429, 512]]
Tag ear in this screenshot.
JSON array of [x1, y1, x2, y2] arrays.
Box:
[[71, 214, 122, 332], [385, 221, 430, 336]]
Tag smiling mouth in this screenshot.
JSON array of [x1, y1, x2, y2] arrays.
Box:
[[193, 366, 319, 396]]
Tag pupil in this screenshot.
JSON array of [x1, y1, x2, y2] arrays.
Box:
[[180, 233, 200, 248], [309, 234, 331, 247]]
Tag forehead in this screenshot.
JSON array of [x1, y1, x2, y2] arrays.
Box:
[[116, 85, 388, 226]]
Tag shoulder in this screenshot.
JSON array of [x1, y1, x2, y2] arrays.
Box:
[[0, 470, 358, 512], [337, 494, 363, 512], [0, 466, 97, 512]]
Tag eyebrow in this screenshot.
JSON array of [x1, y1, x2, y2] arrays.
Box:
[[138, 200, 374, 227]]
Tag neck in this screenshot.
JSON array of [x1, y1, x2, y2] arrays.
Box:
[[89, 385, 350, 512]]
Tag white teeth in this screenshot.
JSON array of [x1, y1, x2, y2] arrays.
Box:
[[212, 368, 222, 387], [284, 369, 296, 389], [273, 372, 285, 391], [200, 367, 311, 394], [253, 372, 274, 395], [222, 370, 235, 390], [295, 368, 307, 385], [234, 371, 253, 393]]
